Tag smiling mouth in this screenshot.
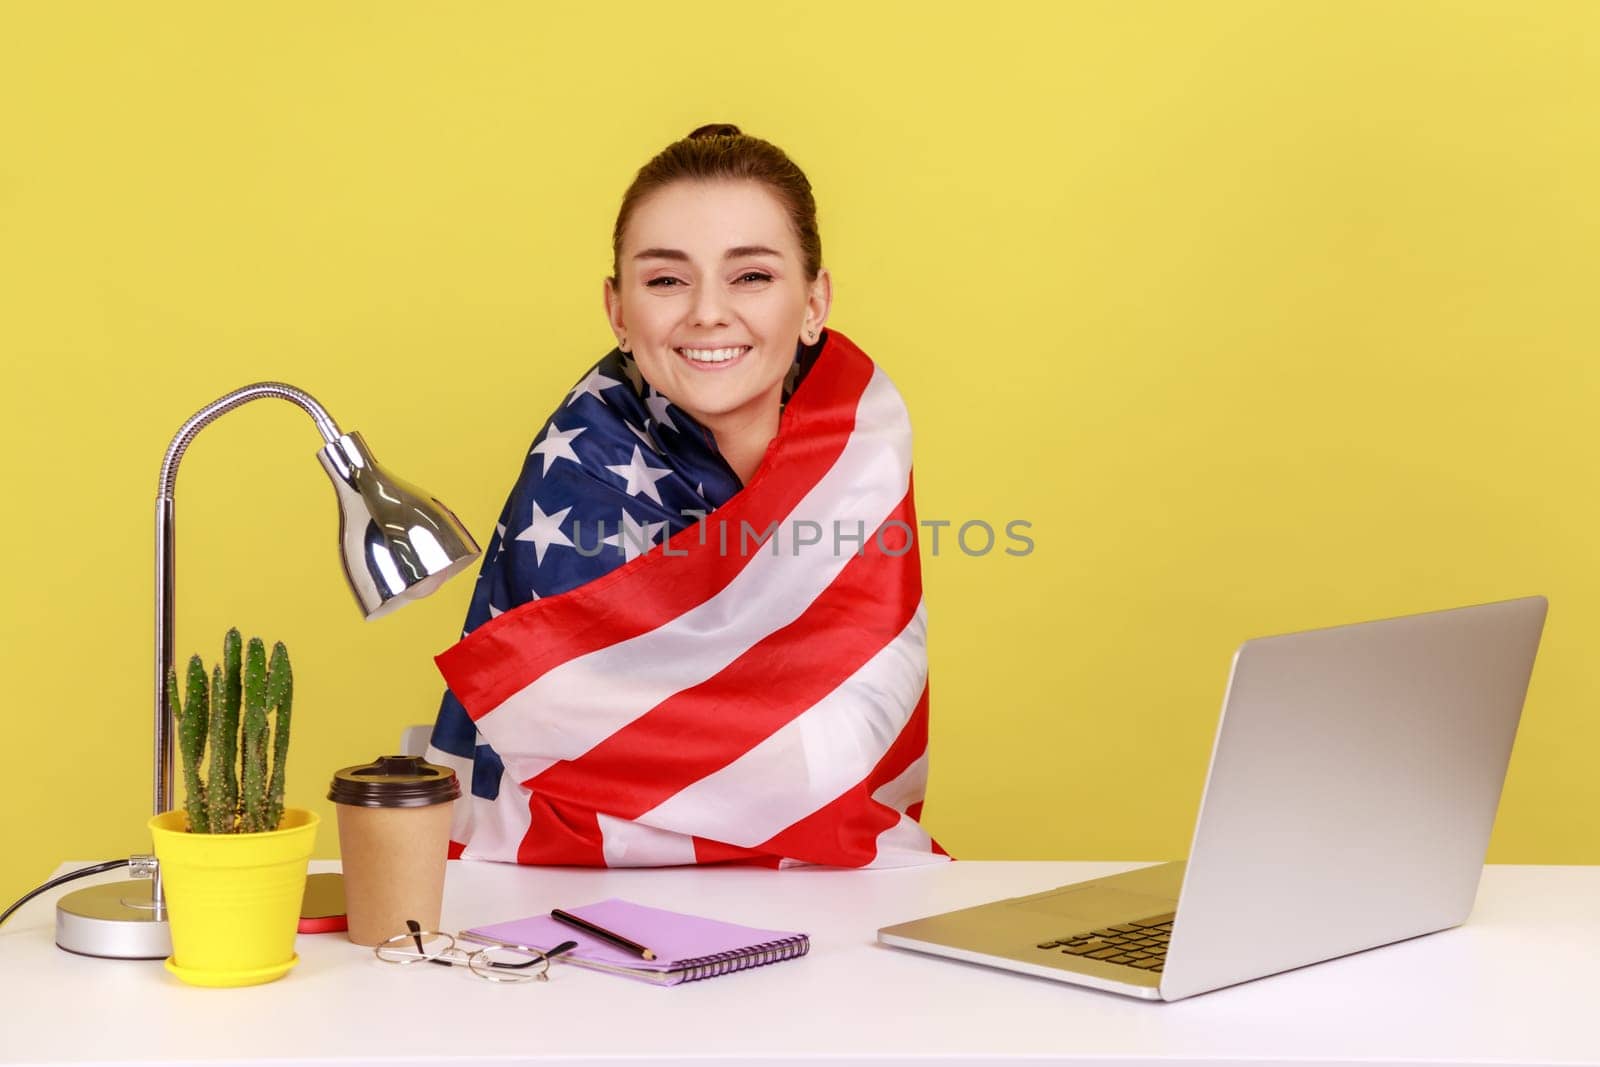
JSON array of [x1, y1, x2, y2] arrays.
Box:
[[674, 345, 751, 369]]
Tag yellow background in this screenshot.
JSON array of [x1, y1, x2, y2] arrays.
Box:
[[3, 1, 1597, 909]]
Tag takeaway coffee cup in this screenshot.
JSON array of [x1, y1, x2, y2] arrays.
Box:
[[329, 755, 461, 946]]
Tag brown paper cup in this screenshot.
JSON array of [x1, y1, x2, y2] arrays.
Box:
[[336, 801, 453, 946], [329, 755, 460, 947]]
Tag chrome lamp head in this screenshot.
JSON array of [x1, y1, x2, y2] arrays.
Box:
[[317, 431, 479, 620]]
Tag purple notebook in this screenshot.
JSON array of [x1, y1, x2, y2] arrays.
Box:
[[462, 899, 810, 986]]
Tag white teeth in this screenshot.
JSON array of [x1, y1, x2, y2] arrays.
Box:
[[676, 346, 749, 363]]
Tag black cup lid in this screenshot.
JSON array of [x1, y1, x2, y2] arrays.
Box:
[[328, 755, 461, 808]]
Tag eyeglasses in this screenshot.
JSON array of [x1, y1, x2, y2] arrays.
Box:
[[374, 919, 577, 983]]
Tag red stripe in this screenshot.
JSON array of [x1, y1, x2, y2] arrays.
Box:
[[436, 332, 878, 720], [691, 837, 783, 867], [514, 793, 606, 866], [753, 683, 934, 867], [520, 487, 924, 818]]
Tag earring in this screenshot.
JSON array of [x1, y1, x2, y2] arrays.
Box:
[[619, 336, 629, 353]]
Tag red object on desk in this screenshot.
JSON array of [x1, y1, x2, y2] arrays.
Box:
[[297, 913, 348, 934], [298, 871, 347, 933]]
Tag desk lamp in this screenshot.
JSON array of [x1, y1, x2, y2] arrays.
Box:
[[55, 382, 480, 959]]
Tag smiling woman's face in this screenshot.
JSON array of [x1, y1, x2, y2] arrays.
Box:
[[604, 180, 830, 445]]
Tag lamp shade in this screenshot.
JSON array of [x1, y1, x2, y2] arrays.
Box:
[[317, 431, 481, 620]]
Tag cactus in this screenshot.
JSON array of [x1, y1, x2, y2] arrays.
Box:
[[168, 655, 211, 833], [205, 630, 242, 832], [239, 637, 270, 833], [264, 642, 293, 835], [173, 628, 295, 834]]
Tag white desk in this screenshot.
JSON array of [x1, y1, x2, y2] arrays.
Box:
[[2, 861, 1597, 1067]]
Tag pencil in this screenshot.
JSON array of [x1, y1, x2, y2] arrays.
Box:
[[550, 908, 658, 961]]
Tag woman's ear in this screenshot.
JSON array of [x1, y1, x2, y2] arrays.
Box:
[[602, 276, 627, 349], [804, 268, 833, 341]]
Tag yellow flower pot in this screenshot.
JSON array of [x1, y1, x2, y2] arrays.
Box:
[[148, 807, 319, 987]]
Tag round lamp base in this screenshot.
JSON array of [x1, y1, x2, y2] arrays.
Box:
[[55, 879, 171, 960]]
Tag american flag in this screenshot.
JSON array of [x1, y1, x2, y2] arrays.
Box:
[[429, 329, 945, 868]]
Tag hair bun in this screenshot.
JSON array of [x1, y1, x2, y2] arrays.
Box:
[[687, 123, 743, 140]]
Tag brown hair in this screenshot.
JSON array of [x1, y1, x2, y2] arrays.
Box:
[[610, 123, 823, 283]]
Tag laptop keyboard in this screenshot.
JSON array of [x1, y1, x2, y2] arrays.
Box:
[[1037, 912, 1175, 972]]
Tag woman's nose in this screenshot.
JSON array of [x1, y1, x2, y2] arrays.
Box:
[[690, 284, 731, 327]]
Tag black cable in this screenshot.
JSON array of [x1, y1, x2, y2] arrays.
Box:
[[0, 860, 131, 928]]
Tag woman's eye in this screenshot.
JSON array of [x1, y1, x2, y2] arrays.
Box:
[[738, 272, 773, 284], [646, 277, 683, 288]]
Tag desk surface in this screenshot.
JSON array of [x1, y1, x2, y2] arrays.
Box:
[[2, 860, 1597, 1067]]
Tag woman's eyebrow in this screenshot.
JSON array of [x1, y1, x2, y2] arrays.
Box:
[[633, 245, 784, 262], [723, 245, 783, 260]]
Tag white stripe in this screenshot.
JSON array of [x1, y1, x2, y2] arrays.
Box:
[[428, 744, 531, 863], [597, 813, 699, 867], [867, 757, 946, 867], [633, 604, 928, 847], [474, 367, 913, 768], [868, 813, 949, 868], [462, 768, 536, 863], [866, 751, 947, 868], [871, 751, 929, 815]]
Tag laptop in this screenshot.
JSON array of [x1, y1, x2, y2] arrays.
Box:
[[879, 596, 1548, 1001]]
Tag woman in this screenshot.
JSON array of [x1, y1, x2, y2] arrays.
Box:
[[429, 124, 943, 869]]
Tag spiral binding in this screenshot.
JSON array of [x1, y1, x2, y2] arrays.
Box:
[[675, 934, 811, 983]]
